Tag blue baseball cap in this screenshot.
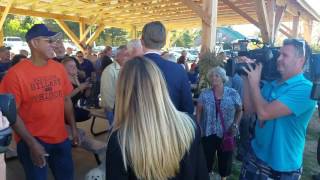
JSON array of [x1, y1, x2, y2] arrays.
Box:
[[25, 24, 62, 42]]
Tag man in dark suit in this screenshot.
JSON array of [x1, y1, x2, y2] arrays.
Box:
[[141, 21, 194, 115]]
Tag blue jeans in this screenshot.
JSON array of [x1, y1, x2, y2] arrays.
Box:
[[17, 138, 74, 180]]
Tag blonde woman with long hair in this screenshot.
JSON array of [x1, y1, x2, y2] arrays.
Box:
[[106, 56, 208, 180]]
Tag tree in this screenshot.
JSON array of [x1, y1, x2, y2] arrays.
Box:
[[102, 27, 128, 47]]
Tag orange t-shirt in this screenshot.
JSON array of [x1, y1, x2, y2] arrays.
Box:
[[0, 59, 73, 144]]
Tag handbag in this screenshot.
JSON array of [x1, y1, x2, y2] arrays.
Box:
[[213, 90, 235, 152]]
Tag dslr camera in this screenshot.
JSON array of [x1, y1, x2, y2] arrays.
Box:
[[225, 40, 281, 81]]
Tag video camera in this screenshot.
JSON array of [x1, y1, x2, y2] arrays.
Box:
[[0, 94, 17, 153], [309, 54, 320, 100], [225, 42, 281, 81]]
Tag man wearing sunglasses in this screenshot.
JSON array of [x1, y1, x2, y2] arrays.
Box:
[[239, 39, 316, 180], [0, 24, 78, 180]]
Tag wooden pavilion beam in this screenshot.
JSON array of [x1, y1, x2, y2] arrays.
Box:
[[55, 19, 83, 51], [0, 29, 3, 46], [79, 18, 86, 43], [273, 5, 287, 42], [181, 0, 210, 25], [292, 15, 300, 37], [221, 0, 259, 27], [279, 28, 292, 38], [303, 19, 313, 43], [267, 0, 276, 44], [201, 0, 218, 53], [86, 24, 106, 46], [0, 6, 90, 23], [281, 24, 293, 34], [130, 25, 138, 39], [0, 0, 15, 32], [256, 0, 271, 43]]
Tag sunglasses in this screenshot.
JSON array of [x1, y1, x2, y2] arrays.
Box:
[[284, 39, 306, 57], [33, 37, 57, 44]]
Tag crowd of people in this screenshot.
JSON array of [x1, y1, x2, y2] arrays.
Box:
[[0, 20, 319, 180]]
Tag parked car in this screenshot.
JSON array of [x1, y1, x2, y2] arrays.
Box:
[[3, 36, 29, 55]]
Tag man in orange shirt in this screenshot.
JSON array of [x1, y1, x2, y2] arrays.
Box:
[[0, 24, 79, 180]]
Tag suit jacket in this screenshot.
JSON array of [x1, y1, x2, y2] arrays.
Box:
[[144, 53, 194, 114]]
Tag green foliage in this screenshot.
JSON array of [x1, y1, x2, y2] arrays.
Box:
[[4, 16, 43, 40], [311, 44, 320, 53], [98, 27, 128, 46]]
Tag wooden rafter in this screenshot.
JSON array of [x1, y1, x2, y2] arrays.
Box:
[[221, 0, 259, 27], [181, 0, 210, 25], [279, 28, 292, 38], [55, 19, 83, 51], [86, 24, 106, 46], [273, 5, 287, 41], [0, 0, 15, 32], [292, 15, 300, 37], [303, 19, 313, 43], [79, 18, 86, 42], [256, 0, 270, 43]]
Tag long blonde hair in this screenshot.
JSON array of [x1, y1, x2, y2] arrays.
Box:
[[113, 56, 195, 179]]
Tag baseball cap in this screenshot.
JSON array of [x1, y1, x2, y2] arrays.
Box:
[[25, 24, 62, 42]]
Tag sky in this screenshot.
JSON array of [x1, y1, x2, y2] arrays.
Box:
[[231, 0, 320, 38]]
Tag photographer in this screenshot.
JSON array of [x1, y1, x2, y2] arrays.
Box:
[[239, 39, 316, 179]]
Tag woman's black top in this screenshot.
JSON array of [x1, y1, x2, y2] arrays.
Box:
[[106, 124, 209, 180]]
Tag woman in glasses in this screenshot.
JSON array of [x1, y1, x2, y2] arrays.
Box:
[[106, 56, 208, 180]]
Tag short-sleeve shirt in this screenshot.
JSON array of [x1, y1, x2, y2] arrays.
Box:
[[197, 87, 242, 137], [251, 73, 316, 172], [0, 59, 73, 144], [79, 59, 94, 79], [100, 61, 120, 110]]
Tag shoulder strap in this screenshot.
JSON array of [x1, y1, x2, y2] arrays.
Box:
[[212, 89, 227, 133]]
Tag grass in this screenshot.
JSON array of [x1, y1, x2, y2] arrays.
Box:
[[211, 112, 320, 180]]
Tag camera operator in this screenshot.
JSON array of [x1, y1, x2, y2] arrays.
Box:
[[239, 39, 316, 179]]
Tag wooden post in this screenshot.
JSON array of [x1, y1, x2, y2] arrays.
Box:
[[267, 0, 276, 45], [0, 29, 3, 46], [303, 19, 313, 43], [292, 15, 300, 38], [130, 25, 137, 39], [273, 5, 286, 43], [256, 0, 271, 43], [201, 0, 218, 53], [79, 19, 86, 43], [0, 0, 14, 32]]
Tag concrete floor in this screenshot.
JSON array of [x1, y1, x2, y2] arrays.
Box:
[[5, 116, 109, 180]]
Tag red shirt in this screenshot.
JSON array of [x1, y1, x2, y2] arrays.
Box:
[[0, 59, 72, 143]]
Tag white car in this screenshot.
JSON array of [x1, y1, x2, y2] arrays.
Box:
[[3, 36, 29, 55]]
